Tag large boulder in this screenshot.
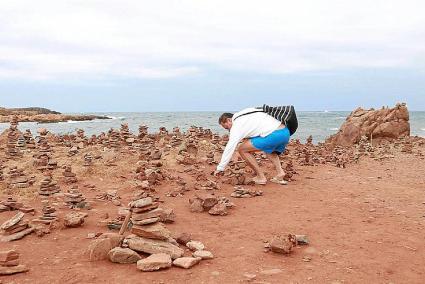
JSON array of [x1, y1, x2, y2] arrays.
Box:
[[326, 103, 410, 146]]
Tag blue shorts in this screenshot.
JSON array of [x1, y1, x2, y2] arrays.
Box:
[[250, 127, 290, 154]]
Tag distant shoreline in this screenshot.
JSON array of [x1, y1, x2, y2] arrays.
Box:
[[0, 106, 110, 123]]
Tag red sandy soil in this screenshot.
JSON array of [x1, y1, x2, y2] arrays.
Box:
[[1, 148, 424, 284]]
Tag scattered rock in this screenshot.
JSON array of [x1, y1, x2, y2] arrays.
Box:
[[63, 212, 87, 228], [193, 250, 213, 259], [108, 247, 141, 264], [186, 241, 205, 251], [173, 257, 201, 269], [136, 253, 172, 271]]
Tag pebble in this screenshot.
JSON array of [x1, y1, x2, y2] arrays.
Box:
[[186, 241, 205, 251], [260, 268, 282, 275]]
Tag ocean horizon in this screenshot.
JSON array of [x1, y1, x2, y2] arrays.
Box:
[[1, 111, 424, 143]]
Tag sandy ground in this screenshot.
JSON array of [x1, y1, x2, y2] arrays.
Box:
[[1, 143, 424, 284]]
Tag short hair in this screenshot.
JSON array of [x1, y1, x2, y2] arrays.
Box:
[[218, 112, 234, 124]]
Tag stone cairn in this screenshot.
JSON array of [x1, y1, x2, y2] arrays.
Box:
[[0, 250, 29, 275], [62, 165, 77, 184], [37, 128, 52, 153], [23, 130, 36, 149], [0, 196, 34, 213], [98, 197, 213, 271], [6, 167, 34, 189], [83, 153, 93, 167], [32, 200, 57, 225], [34, 129, 57, 171], [107, 129, 121, 149], [5, 116, 22, 159], [38, 172, 60, 196], [120, 123, 131, 143], [64, 187, 86, 208], [0, 211, 34, 242]]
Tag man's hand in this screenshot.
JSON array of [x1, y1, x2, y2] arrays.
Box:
[[213, 170, 224, 177]]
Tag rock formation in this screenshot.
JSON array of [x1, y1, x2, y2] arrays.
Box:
[[326, 103, 410, 146]]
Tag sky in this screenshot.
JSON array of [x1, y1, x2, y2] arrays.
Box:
[[0, 0, 424, 112]]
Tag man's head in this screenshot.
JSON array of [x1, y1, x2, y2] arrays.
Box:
[[218, 113, 234, 130]]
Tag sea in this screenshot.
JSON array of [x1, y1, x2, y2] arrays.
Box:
[[1, 111, 424, 143]]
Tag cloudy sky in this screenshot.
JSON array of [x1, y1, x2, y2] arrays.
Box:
[[1, 0, 424, 112]]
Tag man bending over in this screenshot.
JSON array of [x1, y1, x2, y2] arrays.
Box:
[[214, 107, 291, 185]]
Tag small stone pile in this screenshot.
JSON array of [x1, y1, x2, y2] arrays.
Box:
[[5, 116, 22, 159], [0, 212, 34, 242], [64, 187, 86, 208], [83, 153, 93, 166], [39, 172, 60, 196], [189, 193, 234, 216], [0, 197, 34, 213], [129, 197, 175, 229], [37, 128, 52, 154], [120, 123, 131, 142], [62, 165, 77, 184], [231, 186, 263, 198], [32, 201, 57, 225], [107, 129, 121, 149], [23, 130, 36, 149], [6, 167, 33, 189], [0, 250, 29, 275], [138, 125, 148, 139], [97, 197, 213, 271]]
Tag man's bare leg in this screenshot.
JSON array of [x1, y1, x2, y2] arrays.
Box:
[[238, 140, 267, 183], [267, 153, 285, 179]]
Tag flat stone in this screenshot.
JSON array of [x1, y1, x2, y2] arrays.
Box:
[[173, 257, 201, 269], [137, 253, 172, 271], [193, 250, 214, 259], [260, 268, 283, 275], [132, 208, 164, 221], [131, 223, 171, 240], [0, 250, 19, 263], [186, 240, 205, 251], [132, 217, 160, 225], [130, 197, 153, 208], [126, 235, 184, 259], [0, 227, 34, 242], [0, 264, 29, 275], [0, 212, 24, 230], [108, 247, 141, 264]]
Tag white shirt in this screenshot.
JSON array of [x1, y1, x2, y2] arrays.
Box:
[[216, 108, 281, 171]]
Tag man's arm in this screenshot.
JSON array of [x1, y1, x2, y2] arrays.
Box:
[[216, 123, 245, 172]]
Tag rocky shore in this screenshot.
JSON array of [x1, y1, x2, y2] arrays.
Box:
[[0, 104, 424, 283], [0, 107, 109, 123]]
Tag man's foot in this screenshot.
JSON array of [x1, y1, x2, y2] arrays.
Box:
[[270, 175, 288, 185], [252, 176, 267, 185]]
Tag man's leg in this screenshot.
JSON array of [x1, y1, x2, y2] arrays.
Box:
[[238, 139, 267, 183], [267, 152, 285, 179]]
